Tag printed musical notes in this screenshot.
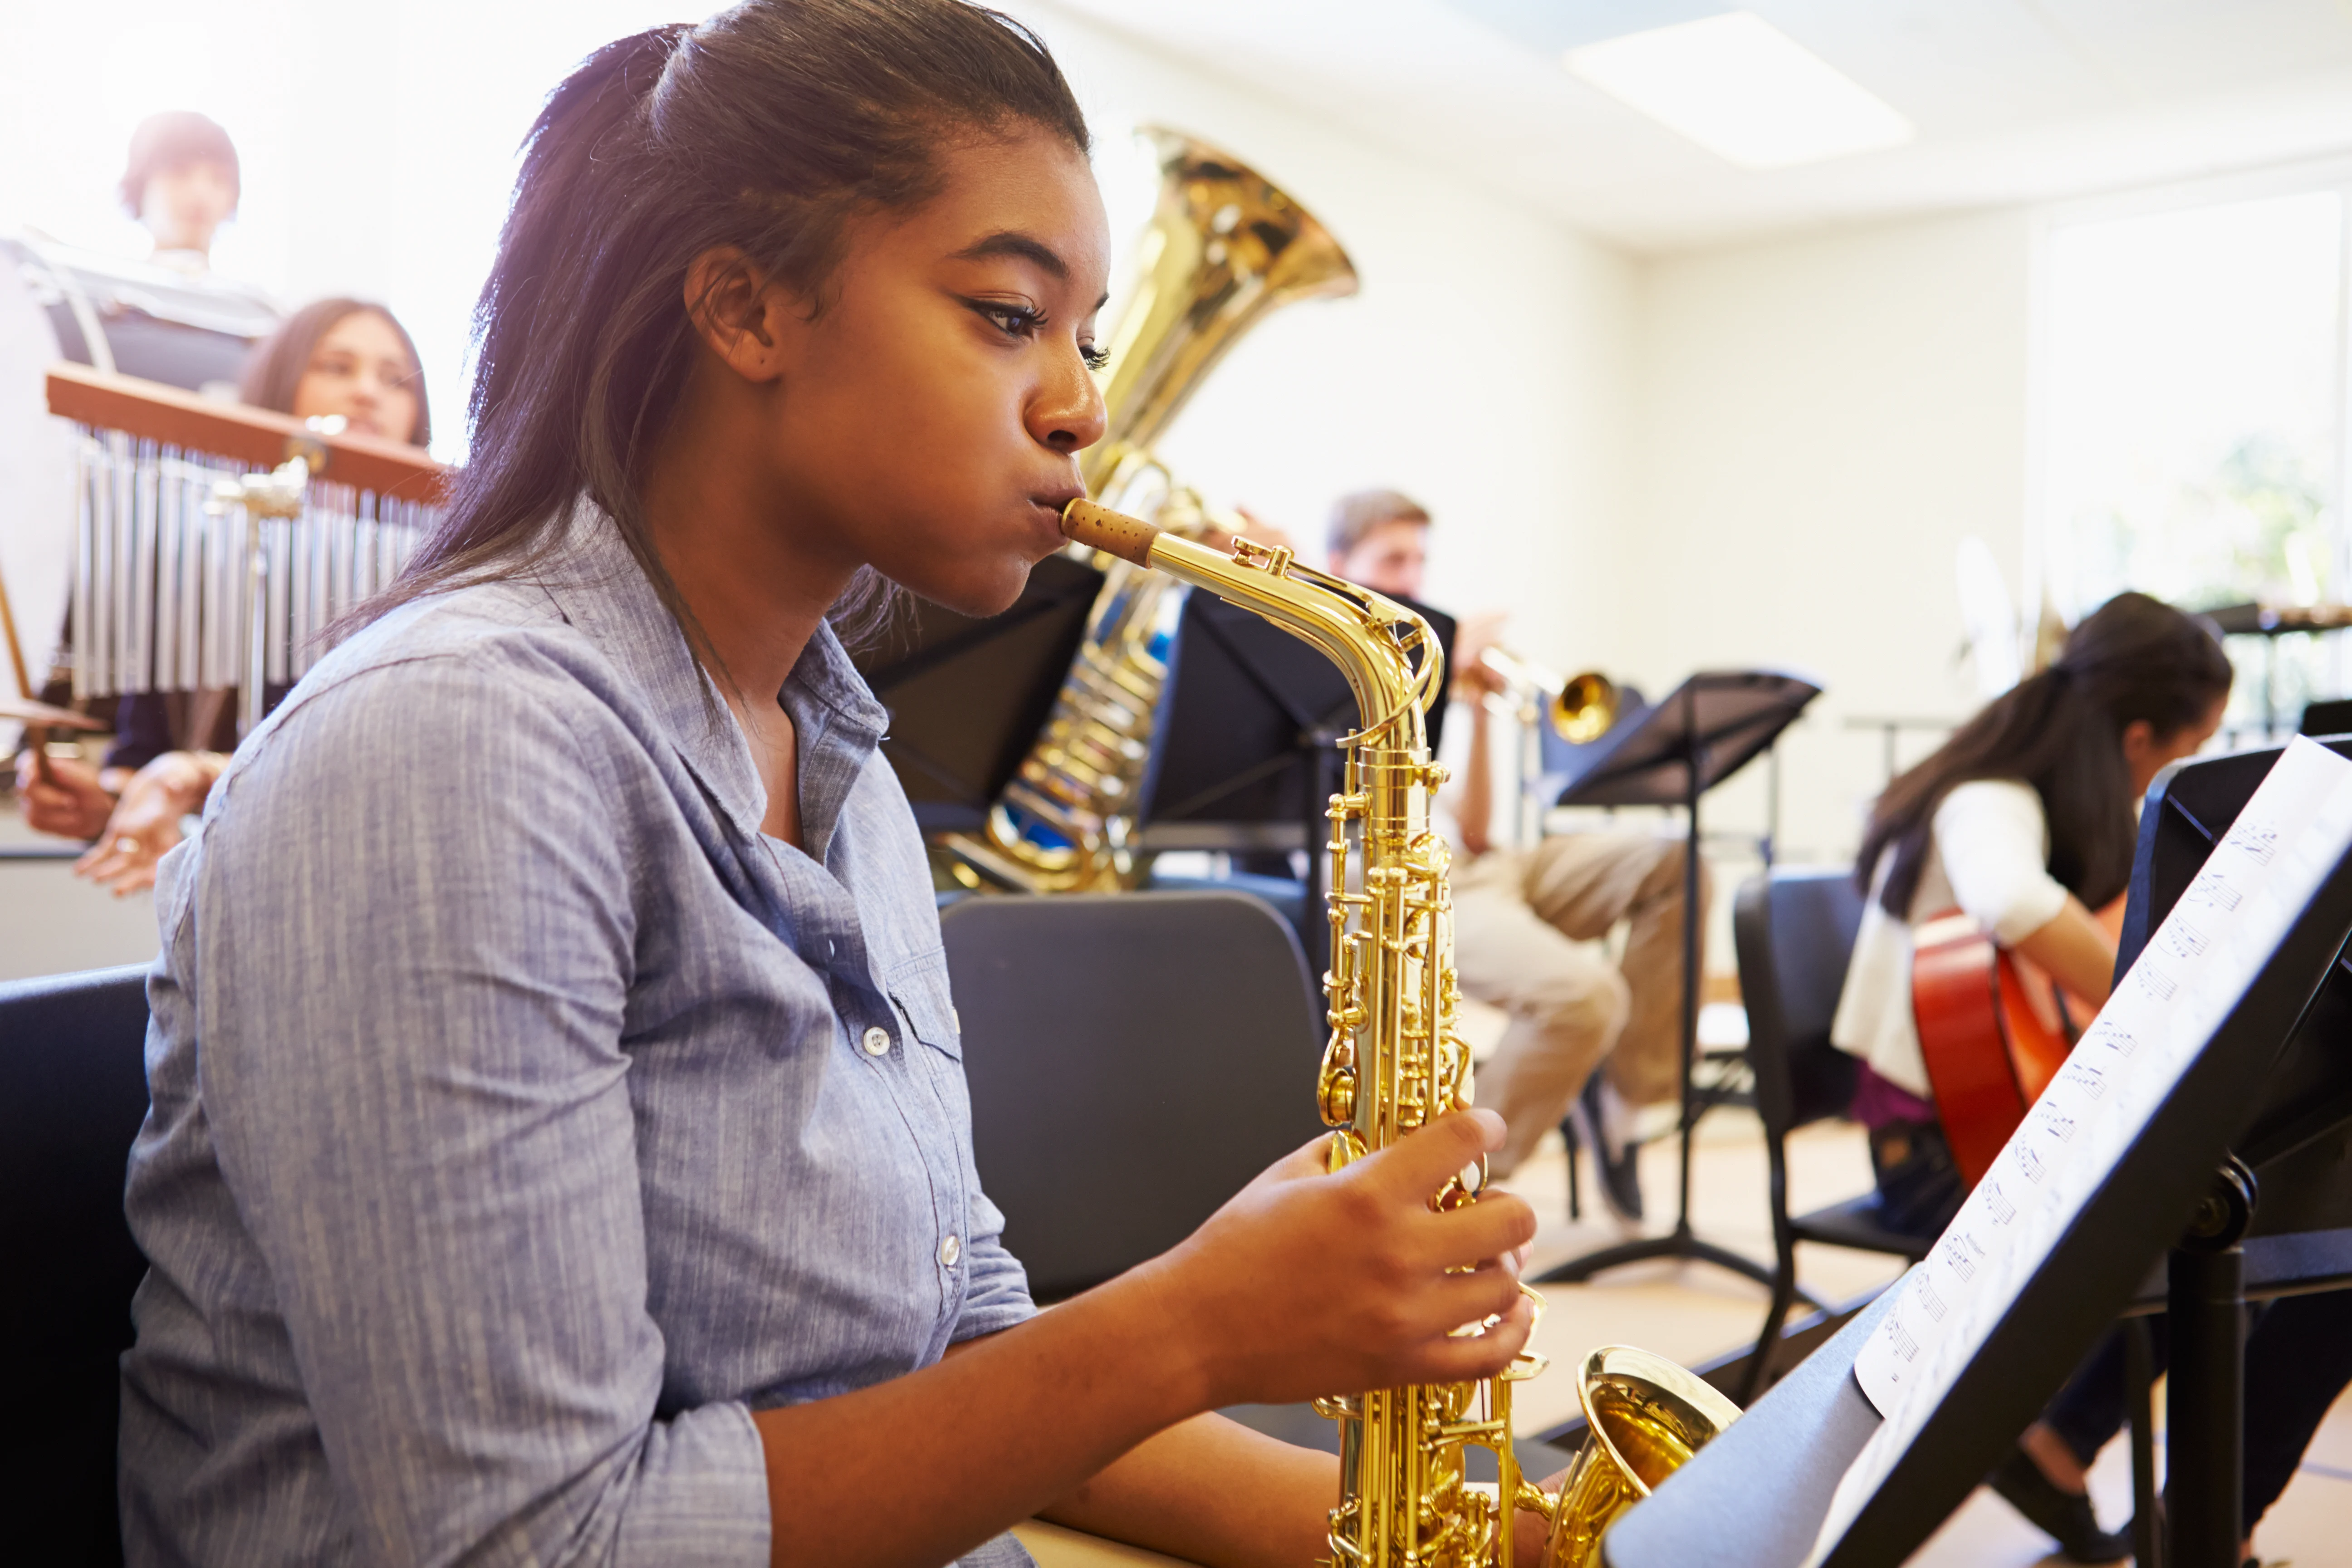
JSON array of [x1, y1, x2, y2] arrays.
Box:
[[1807, 737, 2352, 1568], [2184, 869, 2244, 913], [2230, 819, 2282, 867], [2159, 921, 2211, 961]]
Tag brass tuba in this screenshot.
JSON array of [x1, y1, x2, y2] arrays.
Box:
[[940, 129, 1357, 892], [1059, 498, 1739, 1566]]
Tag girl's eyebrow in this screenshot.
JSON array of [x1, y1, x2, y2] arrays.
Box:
[[952, 230, 1067, 277]]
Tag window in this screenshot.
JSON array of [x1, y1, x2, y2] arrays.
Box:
[[2039, 183, 2350, 735]]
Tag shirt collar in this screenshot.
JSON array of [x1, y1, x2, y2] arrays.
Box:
[[535, 500, 890, 852]]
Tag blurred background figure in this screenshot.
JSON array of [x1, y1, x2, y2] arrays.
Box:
[[1, 112, 283, 765], [13, 297, 429, 892], [121, 111, 243, 275]]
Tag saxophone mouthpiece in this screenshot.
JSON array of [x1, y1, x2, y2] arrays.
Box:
[[1061, 499, 1161, 567]]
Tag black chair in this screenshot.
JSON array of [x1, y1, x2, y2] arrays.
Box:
[[0, 964, 154, 1567], [1732, 868, 1929, 1401], [941, 890, 1323, 1301]]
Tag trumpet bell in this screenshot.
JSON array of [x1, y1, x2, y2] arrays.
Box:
[[1543, 1345, 1742, 1568], [1550, 671, 1619, 745]]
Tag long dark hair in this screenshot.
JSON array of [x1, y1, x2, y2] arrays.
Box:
[[240, 298, 431, 447], [369, 0, 1088, 663], [1858, 591, 2232, 916]]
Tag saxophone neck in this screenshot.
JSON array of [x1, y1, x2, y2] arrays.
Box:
[[1061, 499, 1436, 751]]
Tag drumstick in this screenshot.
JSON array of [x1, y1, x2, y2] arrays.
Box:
[[0, 561, 54, 787]]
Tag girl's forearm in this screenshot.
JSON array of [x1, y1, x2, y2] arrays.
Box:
[[752, 1267, 1210, 1568], [1039, 1410, 1338, 1568]]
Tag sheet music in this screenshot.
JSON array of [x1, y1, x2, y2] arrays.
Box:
[[1805, 737, 2352, 1566]]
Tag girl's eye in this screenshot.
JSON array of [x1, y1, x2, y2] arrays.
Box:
[[971, 301, 1107, 371], [982, 304, 1040, 338]]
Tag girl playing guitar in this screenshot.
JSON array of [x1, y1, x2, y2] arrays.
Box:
[[1830, 591, 2230, 1561], [1831, 590, 2230, 1239]]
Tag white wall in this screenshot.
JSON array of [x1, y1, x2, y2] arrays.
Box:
[[1612, 209, 2038, 869], [1027, 2, 1637, 666]]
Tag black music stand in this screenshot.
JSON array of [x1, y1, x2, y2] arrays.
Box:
[[851, 553, 1103, 836], [1534, 671, 1820, 1292], [1602, 739, 2352, 1568], [1134, 589, 1455, 975]]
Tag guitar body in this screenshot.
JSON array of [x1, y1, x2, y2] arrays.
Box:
[[1911, 912, 2076, 1187]]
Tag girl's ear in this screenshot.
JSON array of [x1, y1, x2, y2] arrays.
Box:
[[683, 247, 801, 383], [2120, 717, 2156, 764]]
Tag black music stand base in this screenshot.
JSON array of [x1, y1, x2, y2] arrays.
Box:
[[1537, 1219, 1786, 1294]]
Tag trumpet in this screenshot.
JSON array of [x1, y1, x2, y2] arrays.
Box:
[[1480, 647, 1620, 745], [1059, 497, 1737, 1566]]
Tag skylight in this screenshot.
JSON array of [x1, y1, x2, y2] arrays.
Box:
[[1565, 10, 1914, 170]]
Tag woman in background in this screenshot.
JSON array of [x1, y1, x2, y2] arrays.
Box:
[[13, 298, 429, 892], [1831, 591, 2232, 1239], [1830, 593, 2248, 1563]]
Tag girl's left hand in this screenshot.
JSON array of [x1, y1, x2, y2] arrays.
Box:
[[1510, 1468, 1569, 1564]]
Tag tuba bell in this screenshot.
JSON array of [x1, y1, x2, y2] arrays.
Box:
[[939, 128, 1357, 892]]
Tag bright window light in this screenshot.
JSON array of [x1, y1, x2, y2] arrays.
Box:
[[1566, 11, 1914, 170]]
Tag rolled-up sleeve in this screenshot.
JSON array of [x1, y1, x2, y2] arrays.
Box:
[[953, 1186, 1037, 1344], [1931, 780, 2070, 945], [195, 647, 770, 1567]]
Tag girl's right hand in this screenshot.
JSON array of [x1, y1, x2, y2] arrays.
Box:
[[1140, 1107, 1539, 1410]]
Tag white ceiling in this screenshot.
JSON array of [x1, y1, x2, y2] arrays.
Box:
[[1044, 0, 2352, 253]]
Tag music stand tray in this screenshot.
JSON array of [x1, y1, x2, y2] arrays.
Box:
[[852, 553, 1102, 837], [1535, 671, 1820, 1293]]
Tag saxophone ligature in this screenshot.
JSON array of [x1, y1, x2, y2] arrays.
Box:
[[1059, 498, 1740, 1568], [940, 129, 1357, 892]]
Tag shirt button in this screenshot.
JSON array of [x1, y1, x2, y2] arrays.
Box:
[[938, 1234, 962, 1268], [861, 1026, 891, 1057]]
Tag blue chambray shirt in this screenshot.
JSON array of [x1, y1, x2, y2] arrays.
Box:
[[119, 505, 1038, 1566]]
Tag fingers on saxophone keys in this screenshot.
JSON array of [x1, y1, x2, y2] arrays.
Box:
[[1420, 1186, 1538, 1264], [1367, 1109, 1505, 1200], [1421, 1289, 1538, 1380]]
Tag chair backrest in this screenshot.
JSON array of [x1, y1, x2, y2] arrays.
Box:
[[0, 964, 153, 1566], [1733, 869, 1865, 1142], [941, 890, 1323, 1300]]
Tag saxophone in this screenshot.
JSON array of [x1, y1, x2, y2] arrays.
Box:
[[940, 128, 1357, 893], [1059, 499, 1742, 1568]]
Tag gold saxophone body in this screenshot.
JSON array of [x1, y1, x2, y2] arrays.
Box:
[[1059, 498, 1741, 1568], [940, 128, 1357, 893]]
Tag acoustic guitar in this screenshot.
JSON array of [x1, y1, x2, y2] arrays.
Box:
[[1911, 898, 2121, 1187]]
